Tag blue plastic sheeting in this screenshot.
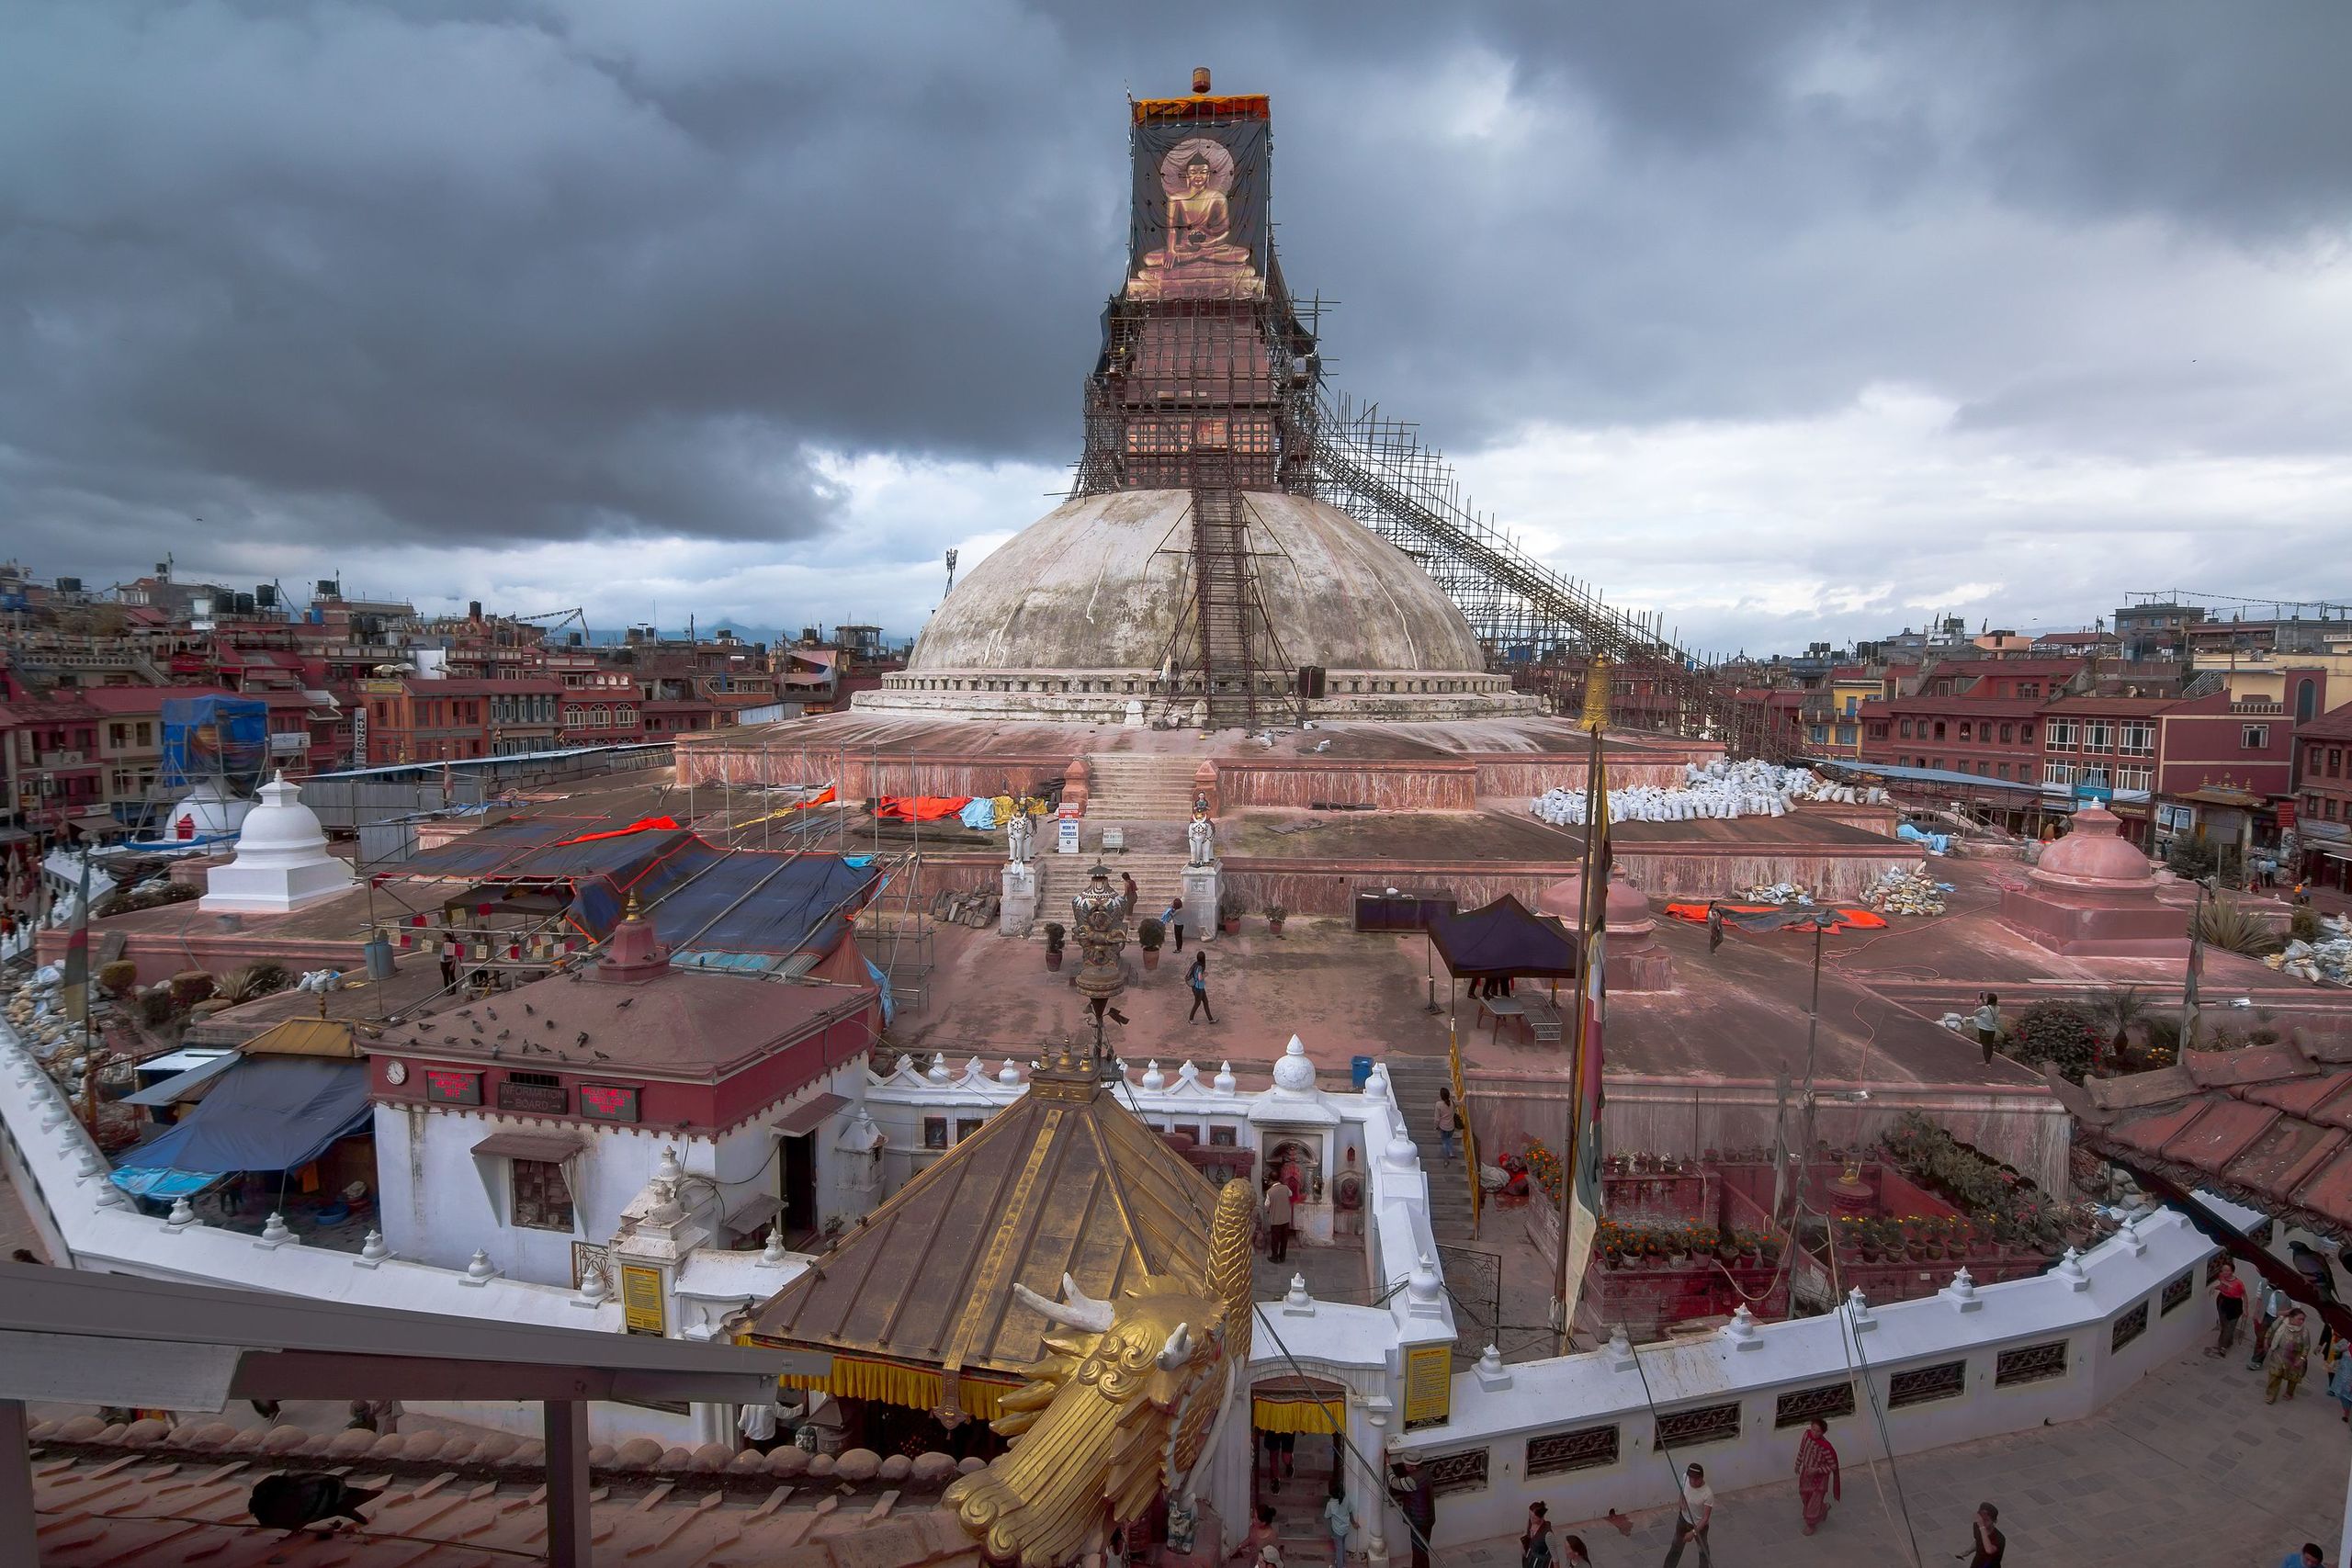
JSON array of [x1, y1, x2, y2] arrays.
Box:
[[111, 1167, 225, 1200], [958, 797, 998, 831], [162, 696, 269, 791], [644, 850, 879, 959], [1895, 822, 1952, 855], [111, 1057, 371, 1190], [865, 957, 897, 1026], [389, 818, 592, 878]]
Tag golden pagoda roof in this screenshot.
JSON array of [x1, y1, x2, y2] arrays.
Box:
[[744, 1045, 1221, 1406]]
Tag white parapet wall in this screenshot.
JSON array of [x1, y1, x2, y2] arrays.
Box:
[[1389, 1208, 2211, 1547], [0, 1018, 719, 1448]]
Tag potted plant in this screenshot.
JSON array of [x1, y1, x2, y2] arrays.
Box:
[[1043, 922, 1066, 972], [1218, 893, 1245, 934], [1137, 917, 1165, 971], [1265, 903, 1288, 938]]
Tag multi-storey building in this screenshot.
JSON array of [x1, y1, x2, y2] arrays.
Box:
[[2294, 705, 2352, 893], [356, 677, 565, 764]]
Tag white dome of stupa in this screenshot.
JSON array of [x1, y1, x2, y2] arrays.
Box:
[[1272, 1034, 1317, 1092], [155, 779, 252, 844], [199, 772, 355, 914]]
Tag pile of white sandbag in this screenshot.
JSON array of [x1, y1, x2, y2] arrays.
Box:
[[1861, 864, 1949, 916], [2266, 914, 2352, 987], [1531, 759, 1888, 827], [1738, 881, 1816, 906]]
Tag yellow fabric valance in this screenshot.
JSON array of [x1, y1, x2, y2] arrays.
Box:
[[777, 1353, 1018, 1420], [1250, 1396, 1345, 1435]]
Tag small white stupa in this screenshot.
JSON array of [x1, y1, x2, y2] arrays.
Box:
[[199, 771, 356, 914], [157, 778, 253, 844]]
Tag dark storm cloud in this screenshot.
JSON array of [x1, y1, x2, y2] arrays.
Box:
[[2, 1, 2347, 634]]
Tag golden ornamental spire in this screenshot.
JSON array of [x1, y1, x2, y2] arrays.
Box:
[[1579, 656, 1612, 734]]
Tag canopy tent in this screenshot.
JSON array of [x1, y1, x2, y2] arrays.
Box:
[[110, 1056, 371, 1199], [1426, 894, 1579, 981], [120, 1050, 240, 1107]]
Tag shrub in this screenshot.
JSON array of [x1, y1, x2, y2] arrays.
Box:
[[2009, 1000, 2100, 1083], [2165, 838, 2219, 882], [2290, 905, 2323, 944], [1042, 922, 1066, 952], [167, 971, 215, 1009], [96, 960, 139, 997], [135, 989, 178, 1029], [2195, 897, 2281, 958], [1137, 918, 1165, 952], [217, 962, 292, 1004]]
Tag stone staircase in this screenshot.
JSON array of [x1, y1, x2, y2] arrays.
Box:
[[1380, 1057, 1476, 1241], [1080, 752, 1201, 820], [1024, 849, 1196, 940]]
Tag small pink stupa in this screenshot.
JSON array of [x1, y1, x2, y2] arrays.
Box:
[[1997, 805, 2188, 958]]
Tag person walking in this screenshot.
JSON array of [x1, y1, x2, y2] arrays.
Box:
[[2266, 1307, 2313, 1404], [1973, 993, 2001, 1065], [1433, 1089, 1459, 1160], [1520, 1501, 1553, 1568], [1322, 1486, 1352, 1566], [1794, 1416, 1841, 1535], [1263, 1175, 1294, 1263], [2253, 1278, 2290, 1370], [1187, 950, 1214, 1023], [1121, 871, 1138, 909], [1387, 1459, 1435, 1568], [2330, 1336, 2352, 1425], [1235, 1505, 1279, 1567], [1558, 1537, 1592, 1567], [1165, 897, 1187, 953], [1963, 1502, 2005, 1565], [2210, 1259, 2248, 1357], [1662, 1461, 1714, 1568]]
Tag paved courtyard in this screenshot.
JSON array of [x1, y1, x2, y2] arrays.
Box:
[[1449, 1335, 2349, 1568]]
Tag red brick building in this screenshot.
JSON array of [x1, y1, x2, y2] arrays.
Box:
[[2296, 705, 2352, 891], [356, 678, 564, 765], [1857, 659, 2086, 784]]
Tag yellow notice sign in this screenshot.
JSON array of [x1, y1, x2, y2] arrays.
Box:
[[620, 1264, 666, 1337], [1402, 1343, 1451, 1430]]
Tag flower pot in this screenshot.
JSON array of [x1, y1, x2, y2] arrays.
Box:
[[1142, 950, 1160, 971], [1221, 918, 1240, 934], [1045, 950, 1064, 972], [1268, 917, 1285, 938]]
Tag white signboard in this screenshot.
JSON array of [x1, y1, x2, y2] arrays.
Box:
[[1057, 817, 1081, 855]]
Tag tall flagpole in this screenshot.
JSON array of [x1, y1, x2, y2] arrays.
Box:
[[1553, 659, 1610, 1354]]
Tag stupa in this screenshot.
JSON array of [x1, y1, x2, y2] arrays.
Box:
[[198, 772, 356, 914], [1997, 804, 2188, 958]]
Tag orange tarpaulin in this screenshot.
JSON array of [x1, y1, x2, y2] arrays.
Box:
[[549, 816, 681, 847], [875, 795, 971, 822], [1663, 903, 1888, 931]]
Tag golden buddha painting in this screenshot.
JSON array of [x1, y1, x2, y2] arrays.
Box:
[[1126, 132, 1266, 301]]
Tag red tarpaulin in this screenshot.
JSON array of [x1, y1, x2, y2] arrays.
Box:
[[549, 816, 681, 847], [875, 795, 972, 822]]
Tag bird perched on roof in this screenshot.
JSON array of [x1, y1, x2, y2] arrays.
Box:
[[575, 1032, 590, 1047], [496, 1030, 510, 1042], [523, 1002, 535, 1015], [485, 1008, 497, 1021], [544, 1019, 555, 1030], [591, 1049, 610, 1061], [616, 997, 635, 1010], [247, 1472, 382, 1540]]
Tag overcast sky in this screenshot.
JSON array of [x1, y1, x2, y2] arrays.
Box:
[[6, 2, 2349, 654]]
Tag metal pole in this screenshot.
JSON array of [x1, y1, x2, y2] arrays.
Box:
[[1552, 722, 1603, 1355], [2180, 881, 2207, 1052], [545, 1397, 591, 1565]]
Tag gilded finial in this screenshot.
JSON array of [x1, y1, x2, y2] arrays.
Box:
[[1579, 656, 1612, 734]]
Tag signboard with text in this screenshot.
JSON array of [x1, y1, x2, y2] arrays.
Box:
[[1402, 1342, 1452, 1430], [620, 1264, 667, 1337]]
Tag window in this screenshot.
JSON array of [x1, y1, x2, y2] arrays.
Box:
[[512, 1158, 575, 1232], [2112, 1300, 2150, 1352], [2334, 748, 2346, 778], [1996, 762, 2010, 780], [1654, 1401, 1742, 1448], [2019, 682, 2041, 698], [1959, 722, 1973, 741], [136, 722, 153, 748], [1999, 723, 2014, 743], [1809, 725, 1827, 744], [2021, 722, 2035, 742], [1868, 722, 1888, 740], [1899, 718, 1913, 739], [956, 1117, 985, 1143], [1932, 721, 1947, 740], [2243, 725, 2269, 749], [1994, 1341, 2068, 1387], [2115, 765, 2153, 793], [1209, 1125, 1238, 1146], [2044, 761, 2074, 786], [922, 1116, 948, 1150], [1774, 1382, 1857, 1428], [2046, 718, 2077, 750], [2161, 1271, 2195, 1316], [2120, 721, 2154, 756], [2079, 765, 2111, 788], [1526, 1424, 1620, 1476], [1886, 1360, 1967, 1408], [107, 723, 129, 749], [2083, 720, 2112, 752], [1836, 724, 1856, 746], [1421, 1450, 1487, 1496]]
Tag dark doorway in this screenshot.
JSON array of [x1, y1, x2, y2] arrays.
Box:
[[783, 1133, 817, 1235]]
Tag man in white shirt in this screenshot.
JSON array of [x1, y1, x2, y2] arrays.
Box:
[[1662, 1461, 1714, 1567], [1264, 1178, 1295, 1262]]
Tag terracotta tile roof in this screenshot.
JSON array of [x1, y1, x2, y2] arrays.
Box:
[[2069, 1039, 2352, 1237], [2297, 705, 2352, 742]]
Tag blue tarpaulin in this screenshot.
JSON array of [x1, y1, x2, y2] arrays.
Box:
[[957, 797, 999, 831], [110, 1057, 372, 1196], [161, 696, 270, 792]]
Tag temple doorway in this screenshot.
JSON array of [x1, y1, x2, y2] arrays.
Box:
[[1250, 1375, 1348, 1551]]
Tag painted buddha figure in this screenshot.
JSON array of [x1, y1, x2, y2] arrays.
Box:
[[1128, 138, 1262, 299]]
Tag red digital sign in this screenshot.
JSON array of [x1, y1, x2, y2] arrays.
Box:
[[424, 1069, 481, 1106], [579, 1085, 640, 1123]]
